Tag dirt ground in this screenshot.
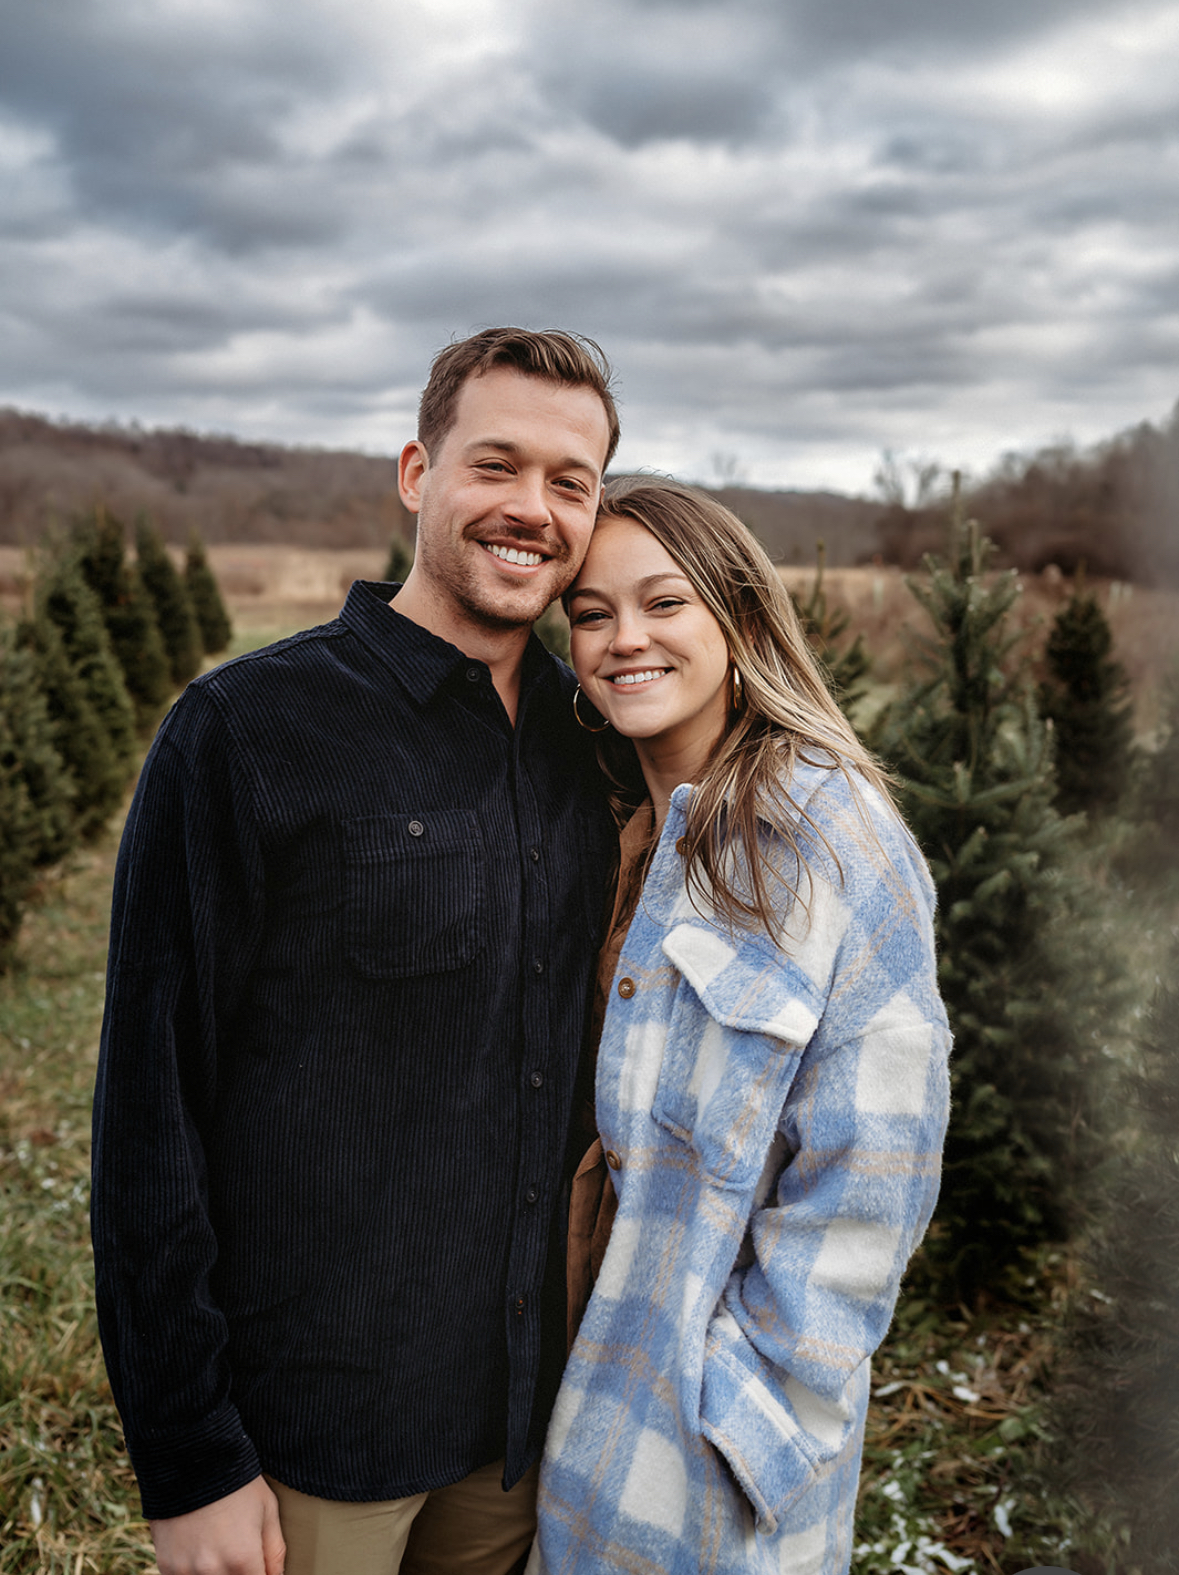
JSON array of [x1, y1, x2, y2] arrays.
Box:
[[3, 543, 1177, 731]]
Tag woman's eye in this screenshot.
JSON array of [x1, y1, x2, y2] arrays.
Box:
[[572, 609, 608, 627], [652, 598, 685, 613]]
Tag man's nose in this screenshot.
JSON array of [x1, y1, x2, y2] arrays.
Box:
[[503, 470, 552, 528]]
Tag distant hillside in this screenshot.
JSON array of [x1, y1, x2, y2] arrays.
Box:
[[0, 409, 414, 551], [2, 402, 1176, 584]]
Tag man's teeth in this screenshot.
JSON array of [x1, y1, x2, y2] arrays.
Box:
[[486, 544, 544, 567], [610, 670, 666, 685]]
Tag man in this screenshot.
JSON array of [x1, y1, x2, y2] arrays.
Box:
[[91, 328, 620, 1575]]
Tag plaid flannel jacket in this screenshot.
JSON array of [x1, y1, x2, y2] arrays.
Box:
[[529, 762, 951, 1575]]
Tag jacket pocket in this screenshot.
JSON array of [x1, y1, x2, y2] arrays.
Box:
[[342, 811, 485, 977], [649, 974, 805, 1190]]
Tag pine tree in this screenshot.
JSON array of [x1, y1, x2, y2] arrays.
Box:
[[37, 550, 138, 776], [136, 516, 203, 686], [184, 532, 232, 654], [383, 533, 415, 584], [871, 483, 1114, 1299], [73, 506, 171, 729], [0, 629, 77, 868], [790, 539, 871, 719], [18, 610, 125, 838], [1134, 662, 1179, 854], [0, 690, 36, 971], [1047, 948, 1179, 1572], [1039, 576, 1134, 816]]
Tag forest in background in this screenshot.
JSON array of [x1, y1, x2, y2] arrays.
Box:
[[2, 399, 1177, 585]]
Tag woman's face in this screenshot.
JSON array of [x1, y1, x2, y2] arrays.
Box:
[[567, 514, 732, 777]]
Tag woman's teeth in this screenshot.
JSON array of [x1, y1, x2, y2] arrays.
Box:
[[610, 670, 666, 685], [486, 544, 543, 566]]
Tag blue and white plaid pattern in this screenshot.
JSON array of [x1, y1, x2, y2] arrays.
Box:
[[530, 764, 951, 1574]]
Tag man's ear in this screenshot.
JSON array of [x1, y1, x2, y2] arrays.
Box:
[[398, 441, 428, 513]]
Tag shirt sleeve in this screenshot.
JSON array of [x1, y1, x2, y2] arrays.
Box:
[[91, 682, 268, 1519], [697, 781, 952, 1532]]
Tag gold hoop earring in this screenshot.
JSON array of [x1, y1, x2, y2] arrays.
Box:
[[573, 684, 610, 733], [731, 666, 745, 707]]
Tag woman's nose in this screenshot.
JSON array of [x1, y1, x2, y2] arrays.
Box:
[[610, 612, 650, 653]]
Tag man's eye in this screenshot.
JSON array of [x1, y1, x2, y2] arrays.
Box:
[[555, 478, 589, 495]]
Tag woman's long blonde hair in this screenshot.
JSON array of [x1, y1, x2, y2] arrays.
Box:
[[584, 476, 895, 943]]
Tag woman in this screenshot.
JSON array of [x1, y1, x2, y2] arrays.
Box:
[[529, 479, 951, 1575]]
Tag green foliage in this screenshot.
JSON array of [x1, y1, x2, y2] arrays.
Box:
[[790, 539, 871, 717], [535, 601, 571, 664], [1045, 948, 1179, 1572], [17, 611, 125, 841], [71, 508, 171, 730], [1, 832, 156, 1569], [0, 633, 76, 871], [36, 551, 138, 776], [383, 532, 415, 584], [135, 517, 203, 687], [1039, 580, 1134, 816], [872, 489, 1113, 1300], [184, 532, 232, 655], [0, 695, 37, 972]]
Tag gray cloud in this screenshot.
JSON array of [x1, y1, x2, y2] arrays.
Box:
[[0, 0, 1175, 491]]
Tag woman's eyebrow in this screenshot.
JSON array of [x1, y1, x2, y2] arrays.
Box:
[[568, 572, 692, 603]]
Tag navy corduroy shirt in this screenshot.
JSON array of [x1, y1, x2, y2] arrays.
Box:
[[91, 580, 615, 1520]]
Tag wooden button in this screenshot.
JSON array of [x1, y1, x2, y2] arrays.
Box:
[[675, 836, 688, 855], [617, 977, 635, 998], [605, 1150, 622, 1171]]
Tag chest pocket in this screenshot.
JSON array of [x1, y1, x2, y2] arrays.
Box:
[[343, 811, 485, 978], [648, 924, 819, 1189]]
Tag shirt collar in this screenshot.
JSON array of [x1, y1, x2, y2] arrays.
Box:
[[339, 579, 563, 708]]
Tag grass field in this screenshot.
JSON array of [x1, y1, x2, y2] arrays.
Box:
[[2, 599, 1175, 1573]]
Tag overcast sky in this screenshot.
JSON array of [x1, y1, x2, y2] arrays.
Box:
[[1, 0, 1176, 494]]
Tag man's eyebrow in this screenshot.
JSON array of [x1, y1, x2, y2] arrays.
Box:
[[568, 572, 693, 603], [463, 438, 599, 475]]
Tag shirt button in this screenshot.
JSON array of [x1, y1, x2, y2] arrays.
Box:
[[525, 1185, 539, 1204], [407, 820, 424, 837], [676, 836, 689, 855], [617, 977, 635, 998], [533, 959, 544, 975], [529, 1071, 544, 1089], [514, 1296, 526, 1317], [605, 1150, 622, 1171], [529, 846, 540, 862], [466, 665, 481, 683]]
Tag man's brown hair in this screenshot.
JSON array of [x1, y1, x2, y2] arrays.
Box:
[[418, 328, 620, 469]]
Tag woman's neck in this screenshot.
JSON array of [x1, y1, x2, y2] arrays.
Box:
[[635, 735, 716, 833]]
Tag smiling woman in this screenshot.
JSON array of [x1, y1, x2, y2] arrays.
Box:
[[530, 478, 952, 1575]]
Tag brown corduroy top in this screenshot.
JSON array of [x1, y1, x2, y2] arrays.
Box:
[[566, 800, 656, 1351]]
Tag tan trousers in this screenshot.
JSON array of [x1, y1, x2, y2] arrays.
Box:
[[266, 1460, 538, 1575]]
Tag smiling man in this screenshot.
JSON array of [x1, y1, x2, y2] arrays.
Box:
[[91, 329, 620, 1575]]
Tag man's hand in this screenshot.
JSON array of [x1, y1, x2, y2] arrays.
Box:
[[149, 1475, 286, 1575]]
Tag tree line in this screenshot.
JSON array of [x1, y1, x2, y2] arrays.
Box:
[[0, 509, 232, 970]]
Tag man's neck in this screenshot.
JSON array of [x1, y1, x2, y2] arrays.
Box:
[[389, 575, 532, 726]]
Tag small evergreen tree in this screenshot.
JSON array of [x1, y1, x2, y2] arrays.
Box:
[[37, 551, 138, 776], [790, 539, 871, 719], [1039, 576, 1134, 816], [0, 630, 77, 868], [383, 533, 415, 584], [535, 602, 571, 664], [19, 610, 125, 838], [136, 516, 203, 686], [184, 532, 232, 654], [1047, 948, 1179, 1572], [0, 691, 36, 971], [73, 506, 171, 729], [871, 483, 1114, 1299]]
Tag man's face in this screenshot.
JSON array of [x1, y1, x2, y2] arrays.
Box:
[[399, 366, 611, 633]]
